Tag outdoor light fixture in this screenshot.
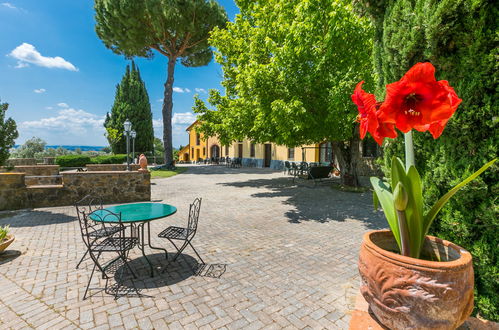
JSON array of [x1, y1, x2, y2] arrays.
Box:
[[131, 130, 137, 164], [123, 119, 132, 171]]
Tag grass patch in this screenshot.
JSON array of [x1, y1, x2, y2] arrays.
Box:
[[331, 184, 369, 193], [150, 167, 188, 179]]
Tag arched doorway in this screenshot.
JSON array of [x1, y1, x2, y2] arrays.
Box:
[[210, 145, 220, 158]]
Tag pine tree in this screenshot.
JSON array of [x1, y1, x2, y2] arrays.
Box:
[[0, 99, 18, 166], [104, 62, 154, 154]]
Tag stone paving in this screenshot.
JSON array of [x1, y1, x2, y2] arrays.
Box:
[[0, 165, 386, 329]]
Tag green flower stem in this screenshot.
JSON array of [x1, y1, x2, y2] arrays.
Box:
[[404, 131, 415, 169], [396, 210, 410, 256]]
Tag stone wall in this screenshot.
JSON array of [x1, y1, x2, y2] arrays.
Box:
[[0, 171, 151, 210], [85, 164, 140, 171], [5, 158, 37, 166], [0, 165, 60, 176], [0, 173, 29, 211]]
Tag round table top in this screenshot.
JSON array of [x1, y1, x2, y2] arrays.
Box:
[[89, 202, 177, 223]]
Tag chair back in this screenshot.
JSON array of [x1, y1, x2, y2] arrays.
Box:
[[83, 209, 123, 244], [187, 198, 202, 233], [75, 194, 103, 244]]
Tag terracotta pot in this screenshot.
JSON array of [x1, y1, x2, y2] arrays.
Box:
[[358, 230, 474, 330], [0, 234, 15, 253]]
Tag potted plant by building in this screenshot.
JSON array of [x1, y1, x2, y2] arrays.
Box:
[[0, 225, 14, 253], [352, 62, 496, 330]]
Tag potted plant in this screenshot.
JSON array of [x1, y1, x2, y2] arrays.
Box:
[[351, 62, 496, 329], [0, 225, 14, 253]]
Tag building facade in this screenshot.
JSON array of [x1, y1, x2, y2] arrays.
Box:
[[179, 120, 380, 174]]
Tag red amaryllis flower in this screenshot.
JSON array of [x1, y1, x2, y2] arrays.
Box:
[[352, 81, 397, 145], [378, 62, 462, 133], [352, 81, 378, 139]]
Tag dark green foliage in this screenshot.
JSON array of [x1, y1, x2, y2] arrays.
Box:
[[94, 0, 228, 165], [357, 0, 498, 319], [91, 154, 127, 164], [104, 62, 154, 154], [55, 155, 92, 168], [0, 100, 19, 166]]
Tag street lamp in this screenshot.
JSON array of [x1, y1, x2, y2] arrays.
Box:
[[131, 130, 136, 164], [123, 119, 132, 171]]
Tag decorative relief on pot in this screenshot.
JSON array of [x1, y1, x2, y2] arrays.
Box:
[[358, 230, 474, 330]]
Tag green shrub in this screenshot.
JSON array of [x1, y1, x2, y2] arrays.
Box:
[[55, 155, 91, 167], [91, 154, 127, 164]]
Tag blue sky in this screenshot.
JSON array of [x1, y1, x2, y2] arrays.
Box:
[[0, 0, 239, 148]]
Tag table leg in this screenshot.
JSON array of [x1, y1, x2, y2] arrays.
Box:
[[146, 222, 168, 261], [137, 222, 155, 277]]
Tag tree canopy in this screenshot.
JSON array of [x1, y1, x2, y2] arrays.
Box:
[[104, 62, 154, 154], [95, 0, 227, 166], [0, 100, 18, 165], [193, 0, 373, 148]]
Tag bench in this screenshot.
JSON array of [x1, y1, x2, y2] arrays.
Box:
[[293, 165, 333, 186]]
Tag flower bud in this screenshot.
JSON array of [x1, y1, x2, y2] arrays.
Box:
[[394, 182, 409, 211]]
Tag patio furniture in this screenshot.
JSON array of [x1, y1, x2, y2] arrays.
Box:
[[284, 161, 291, 175], [293, 165, 333, 186], [157, 198, 205, 269], [75, 194, 123, 269], [81, 209, 138, 300], [89, 203, 177, 277]]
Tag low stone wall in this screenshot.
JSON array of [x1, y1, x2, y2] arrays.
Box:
[[0, 173, 29, 210], [6, 158, 37, 166], [62, 171, 150, 205], [85, 164, 140, 171], [25, 175, 62, 186], [0, 171, 151, 210], [0, 165, 60, 176]]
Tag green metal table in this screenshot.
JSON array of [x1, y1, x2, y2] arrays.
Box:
[[90, 202, 177, 276]]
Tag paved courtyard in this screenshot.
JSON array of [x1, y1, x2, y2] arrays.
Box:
[[0, 165, 385, 329]]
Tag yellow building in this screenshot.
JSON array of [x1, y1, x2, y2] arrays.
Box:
[[177, 145, 190, 162], [182, 121, 342, 169]]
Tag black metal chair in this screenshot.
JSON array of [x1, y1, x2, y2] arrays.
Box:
[[157, 198, 204, 268], [284, 161, 291, 175], [75, 194, 123, 269], [81, 209, 138, 300]]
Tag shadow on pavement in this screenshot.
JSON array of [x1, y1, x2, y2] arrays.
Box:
[[219, 176, 386, 229], [0, 210, 75, 227]]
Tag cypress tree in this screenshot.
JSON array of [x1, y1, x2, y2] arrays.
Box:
[[357, 0, 498, 319], [104, 62, 154, 154]]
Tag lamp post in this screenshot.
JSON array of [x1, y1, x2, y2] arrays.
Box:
[[123, 119, 132, 171], [131, 130, 136, 164]]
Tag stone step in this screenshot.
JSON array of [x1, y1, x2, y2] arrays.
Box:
[[26, 184, 64, 189]]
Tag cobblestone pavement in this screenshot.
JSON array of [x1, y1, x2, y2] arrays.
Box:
[[0, 165, 385, 329]]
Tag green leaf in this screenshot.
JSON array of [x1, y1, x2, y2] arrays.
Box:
[[370, 176, 401, 249], [423, 158, 497, 236]]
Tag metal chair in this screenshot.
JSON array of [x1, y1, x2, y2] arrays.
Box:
[[75, 194, 123, 269], [81, 209, 138, 300], [284, 161, 291, 175], [157, 198, 204, 267]]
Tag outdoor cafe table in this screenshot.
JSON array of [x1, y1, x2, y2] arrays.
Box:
[[89, 202, 177, 277]]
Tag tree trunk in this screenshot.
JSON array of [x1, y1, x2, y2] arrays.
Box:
[[162, 57, 176, 167], [331, 125, 361, 186]]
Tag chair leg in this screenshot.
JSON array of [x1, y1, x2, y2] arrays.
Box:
[[168, 238, 188, 262], [188, 241, 205, 265], [83, 262, 97, 300], [76, 250, 89, 269]]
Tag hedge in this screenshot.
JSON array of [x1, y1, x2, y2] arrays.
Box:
[[90, 154, 127, 164], [357, 0, 498, 320], [55, 155, 91, 167]]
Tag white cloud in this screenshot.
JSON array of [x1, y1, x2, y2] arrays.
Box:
[[57, 102, 69, 108], [172, 87, 191, 93], [34, 88, 46, 94], [195, 88, 207, 94], [1, 2, 16, 9], [8, 43, 78, 71], [45, 106, 53, 110], [172, 112, 196, 125], [20, 108, 104, 134]]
